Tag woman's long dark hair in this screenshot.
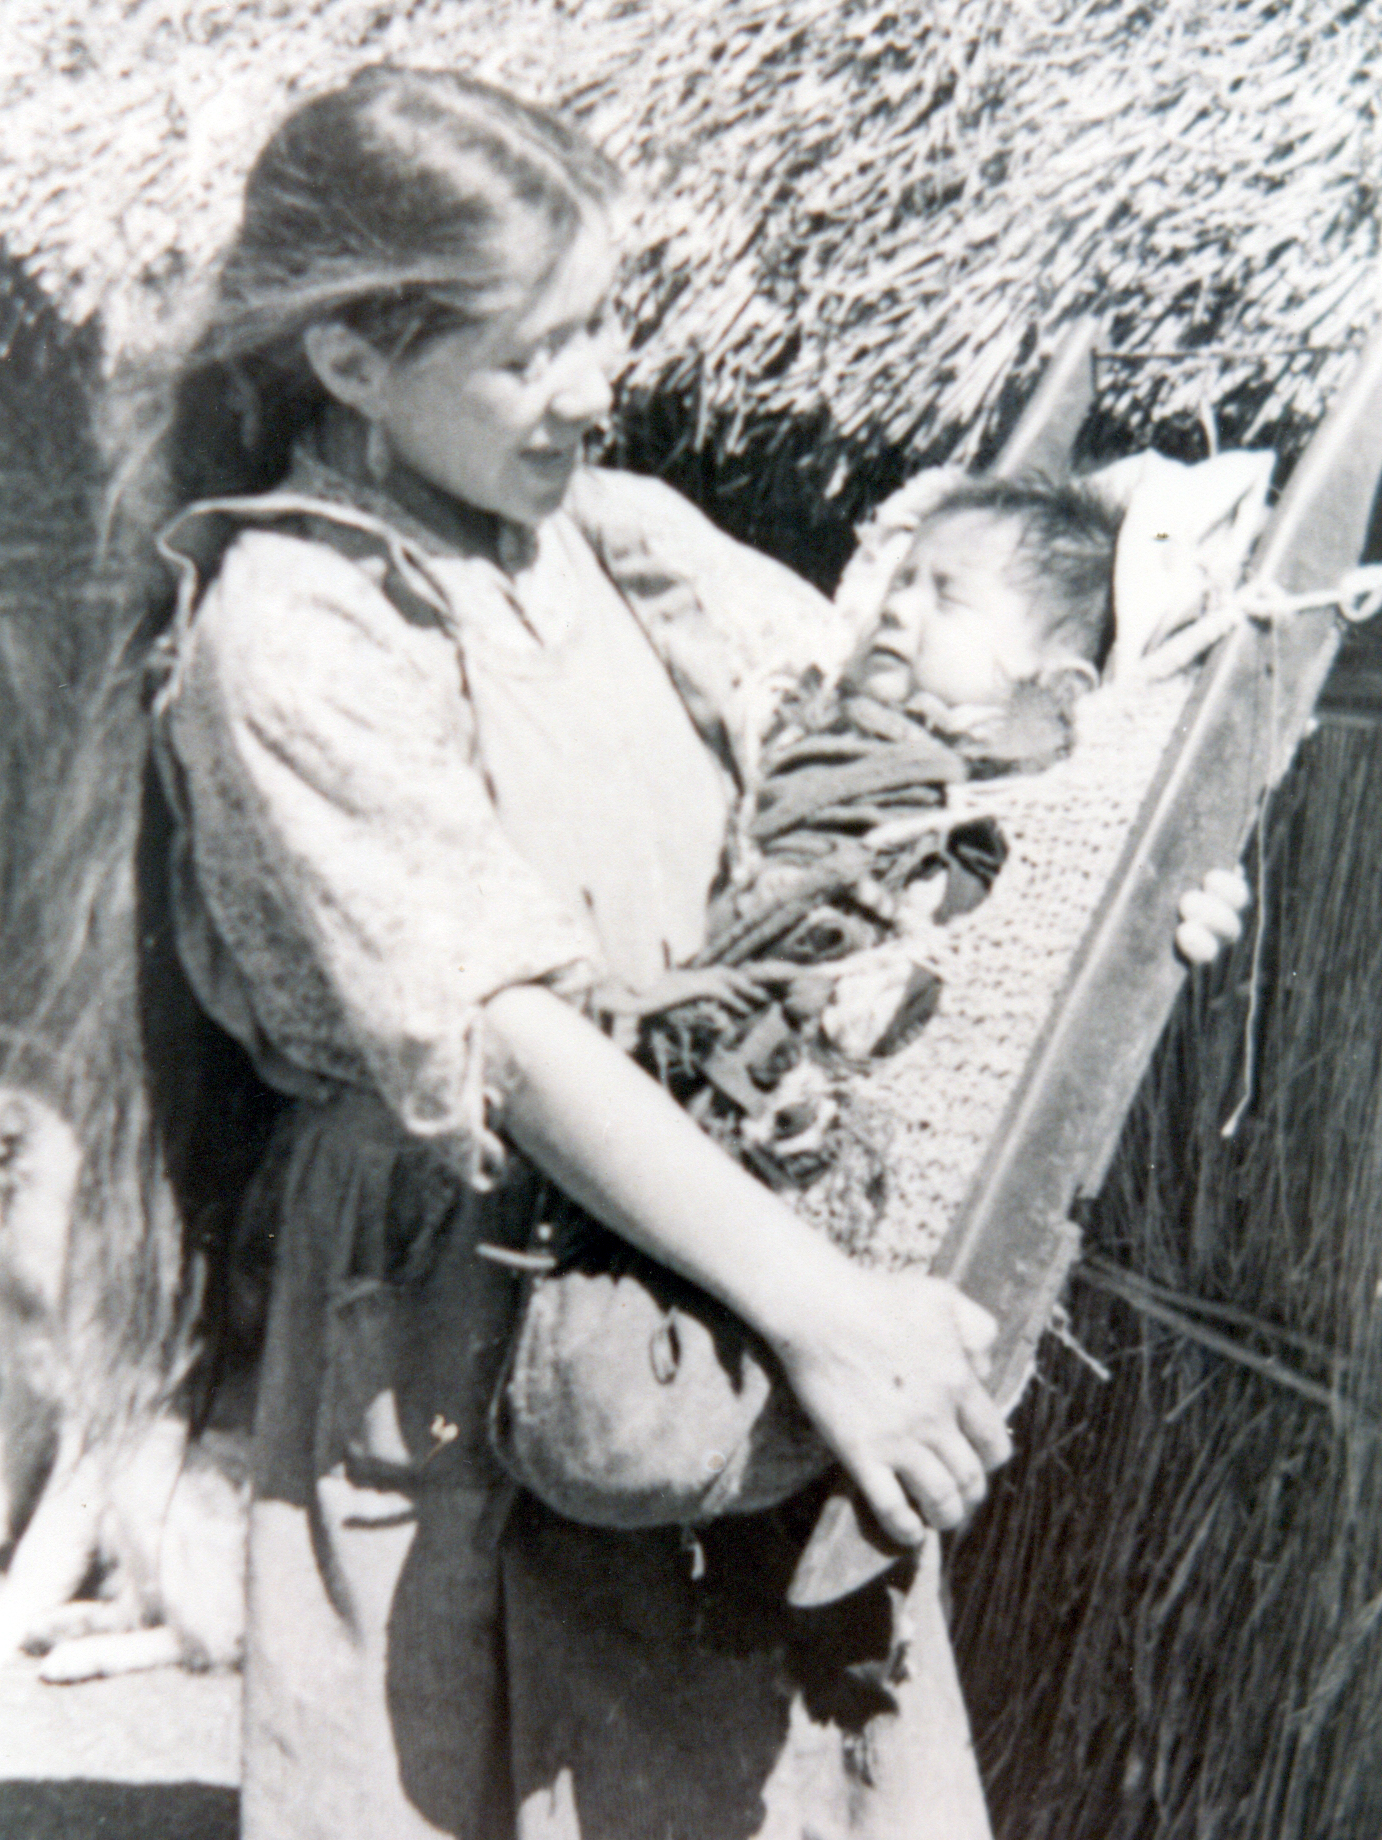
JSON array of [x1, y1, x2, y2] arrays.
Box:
[[157, 65, 623, 514], [5, 67, 623, 1439]]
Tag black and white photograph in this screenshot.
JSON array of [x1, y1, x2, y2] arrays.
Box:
[[0, 4, 1378, 1837]]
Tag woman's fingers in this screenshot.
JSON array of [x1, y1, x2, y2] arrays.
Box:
[[1176, 867, 1250, 962], [877, 1365, 1011, 1532], [1178, 888, 1243, 939], [770, 1268, 1015, 1542], [849, 1458, 928, 1548], [956, 1379, 1014, 1474], [852, 1409, 1003, 1540], [1203, 867, 1250, 911], [903, 1429, 989, 1521], [947, 1296, 1017, 1469], [894, 1449, 972, 1534], [949, 1291, 998, 1379], [1175, 917, 1223, 964]]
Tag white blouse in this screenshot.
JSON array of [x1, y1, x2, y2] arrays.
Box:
[[153, 461, 849, 1179]]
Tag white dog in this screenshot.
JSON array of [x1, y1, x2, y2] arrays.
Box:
[[0, 1085, 247, 1681]]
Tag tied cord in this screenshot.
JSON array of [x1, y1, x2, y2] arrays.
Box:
[[1235, 563, 1382, 630], [1135, 564, 1382, 685]]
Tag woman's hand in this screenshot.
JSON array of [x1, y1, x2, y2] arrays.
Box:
[[1175, 867, 1250, 965], [766, 1265, 1012, 1543], [485, 983, 1010, 1544]]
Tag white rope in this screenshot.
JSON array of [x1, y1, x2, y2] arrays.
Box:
[[1133, 562, 1382, 687], [1236, 562, 1382, 629]]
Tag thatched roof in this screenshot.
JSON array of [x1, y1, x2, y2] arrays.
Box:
[[2, 0, 1379, 523]]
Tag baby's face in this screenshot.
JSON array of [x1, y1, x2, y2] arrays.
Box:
[[844, 509, 1047, 709]]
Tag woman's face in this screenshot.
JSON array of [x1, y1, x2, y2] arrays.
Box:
[[374, 221, 621, 527]]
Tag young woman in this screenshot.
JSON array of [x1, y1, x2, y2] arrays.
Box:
[[142, 64, 1239, 1840]]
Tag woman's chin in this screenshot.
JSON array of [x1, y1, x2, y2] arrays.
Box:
[[515, 452, 578, 518]]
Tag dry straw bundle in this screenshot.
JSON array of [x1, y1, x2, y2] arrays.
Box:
[[0, 0, 1378, 553]]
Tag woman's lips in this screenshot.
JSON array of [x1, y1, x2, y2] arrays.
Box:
[[522, 447, 578, 474]]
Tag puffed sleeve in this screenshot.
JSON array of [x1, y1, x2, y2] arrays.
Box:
[[567, 467, 855, 702], [158, 529, 601, 1177]]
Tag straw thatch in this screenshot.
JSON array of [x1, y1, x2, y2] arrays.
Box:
[[2, 1, 1382, 1827], [950, 715, 1382, 1839], [1, 0, 1379, 563]]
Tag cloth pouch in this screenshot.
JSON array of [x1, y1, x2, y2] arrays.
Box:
[[489, 1197, 831, 1528]]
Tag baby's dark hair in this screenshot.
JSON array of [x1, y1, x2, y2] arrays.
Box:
[[915, 474, 1120, 672]]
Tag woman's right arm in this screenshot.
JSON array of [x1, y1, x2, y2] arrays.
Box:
[[167, 529, 1009, 1539], [485, 981, 1011, 1542], [161, 528, 602, 1169]]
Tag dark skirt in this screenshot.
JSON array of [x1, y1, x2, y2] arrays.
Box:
[[240, 1091, 992, 1840]]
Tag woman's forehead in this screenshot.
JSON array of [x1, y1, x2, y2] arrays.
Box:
[[512, 218, 619, 336], [454, 215, 614, 355], [397, 213, 617, 360]]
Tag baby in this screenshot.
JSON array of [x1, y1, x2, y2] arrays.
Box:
[[821, 467, 1244, 959], [821, 472, 1122, 776], [609, 471, 1243, 1185], [590, 480, 1121, 1161], [736, 475, 1122, 913]]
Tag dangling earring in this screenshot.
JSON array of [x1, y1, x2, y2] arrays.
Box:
[[365, 419, 391, 485], [227, 363, 261, 455]]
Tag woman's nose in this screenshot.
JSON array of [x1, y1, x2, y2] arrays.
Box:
[[546, 335, 616, 427]]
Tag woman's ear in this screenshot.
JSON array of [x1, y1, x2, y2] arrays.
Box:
[[302, 321, 391, 414]]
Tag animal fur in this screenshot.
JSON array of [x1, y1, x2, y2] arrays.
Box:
[[0, 1085, 247, 1681]]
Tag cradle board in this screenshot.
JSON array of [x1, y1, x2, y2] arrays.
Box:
[[936, 320, 1382, 1415], [789, 324, 1382, 1607], [988, 316, 1098, 487]]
